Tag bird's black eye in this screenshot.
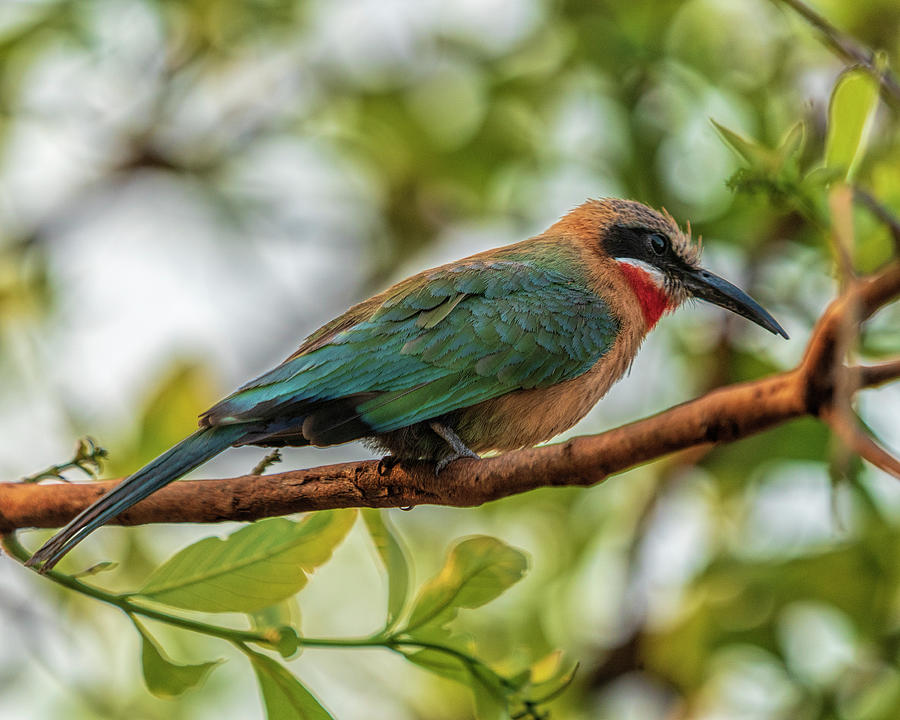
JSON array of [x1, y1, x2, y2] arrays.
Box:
[[647, 233, 668, 256]]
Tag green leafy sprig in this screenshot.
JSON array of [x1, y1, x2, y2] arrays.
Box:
[[5, 510, 574, 719], [20, 436, 109, 484]]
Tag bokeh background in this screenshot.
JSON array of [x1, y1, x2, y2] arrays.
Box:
[[2, 0, 900, 718]]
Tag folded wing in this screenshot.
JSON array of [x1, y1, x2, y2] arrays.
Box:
[[201, 259, 619, 445]]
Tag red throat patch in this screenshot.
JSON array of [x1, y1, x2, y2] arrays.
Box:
[[617, 262, 671, 329]]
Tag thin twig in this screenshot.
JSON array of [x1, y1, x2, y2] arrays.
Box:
[[853, 359, 900, 388], [774, 0, 900, 107], [828, 185, 857, 285], [19, 437, 108, 484], [822, 407, 900, 479], [251, 450, 282, 476], [826, 186, 861, 483], [800, 262, 900, 386]]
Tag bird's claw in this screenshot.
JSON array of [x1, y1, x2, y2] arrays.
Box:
[[377, 455, 400, 476], [428, 421, 480, 475], [434, 449, 480, 476]]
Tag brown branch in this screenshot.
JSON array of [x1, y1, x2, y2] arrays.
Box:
[[854, 359, 900, 388], [829, 185, 857, 284], [799, 262, 900, 391], [1, 263, 899, 534], [822, 407, 900, 479]]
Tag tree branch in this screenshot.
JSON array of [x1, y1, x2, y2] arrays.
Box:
[[1, 263, 898, 534], [854, 359, 900, 388], [822, 407, 900, 479]]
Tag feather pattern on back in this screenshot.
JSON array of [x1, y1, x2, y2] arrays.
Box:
[[201, 242, 619, 449]]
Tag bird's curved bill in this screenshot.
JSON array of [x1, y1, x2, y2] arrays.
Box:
[[682, 268, 789, 339]]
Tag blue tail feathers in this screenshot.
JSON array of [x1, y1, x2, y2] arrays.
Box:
[[27, 425, 245, 572]]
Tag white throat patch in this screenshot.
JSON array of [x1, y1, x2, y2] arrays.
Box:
[[616, 258, 667, 289]]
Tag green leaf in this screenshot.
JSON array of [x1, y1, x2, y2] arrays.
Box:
[[249, 601, 302, 658], [825, 67, 880, 181], [362, 508, 411, 628], [525, 651, 579, 704], [131, 618, 221, 698], [244, 647, 334, 720], [803, 165, 845, 189], [136, 510, 356, 613], [251, 599, 300, 631], [711, 119, 775, 168], [71, 561, 118, 578], [776, 121, 805, 165], [404, 648, 508, 720], [270, 627, 302, 659], [472, 684, 509, 720], [404, 647, 469, 683], [405, 536, 528, 633]]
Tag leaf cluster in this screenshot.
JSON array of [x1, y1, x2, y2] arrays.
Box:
[[9, 509, 573, 719]]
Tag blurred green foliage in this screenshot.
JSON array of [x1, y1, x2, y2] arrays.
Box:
[[2, 1, 900, 719]]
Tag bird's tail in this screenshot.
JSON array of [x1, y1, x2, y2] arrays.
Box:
[[26, 425, 244, 572]]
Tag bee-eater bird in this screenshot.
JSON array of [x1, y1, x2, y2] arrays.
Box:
[[28, 198, 787, 571]]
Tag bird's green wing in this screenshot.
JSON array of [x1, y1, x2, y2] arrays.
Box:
[[203, 258, 619, 437]]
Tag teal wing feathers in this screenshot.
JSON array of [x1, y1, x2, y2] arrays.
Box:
[[202, 259, 619, 438]]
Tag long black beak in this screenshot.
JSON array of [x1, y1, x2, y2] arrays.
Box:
[[681, 267, 789, 339]]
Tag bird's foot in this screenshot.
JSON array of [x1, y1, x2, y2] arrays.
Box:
[[434, 449, 480, 476], [429, 421, 480, 476], [377, 455, 400, 476]]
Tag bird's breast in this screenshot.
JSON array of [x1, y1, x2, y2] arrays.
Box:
[[449, 253, 652, 453], [455, 315, 646, 452]]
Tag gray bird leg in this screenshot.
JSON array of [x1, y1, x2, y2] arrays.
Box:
[[429, 421, 480, 475]]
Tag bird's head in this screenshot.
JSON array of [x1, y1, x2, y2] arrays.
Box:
[[562, 198, 788, 338]]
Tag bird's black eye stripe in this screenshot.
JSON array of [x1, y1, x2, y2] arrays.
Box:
[[647, 232, 669, 256], [604, 224, 676, 264]]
